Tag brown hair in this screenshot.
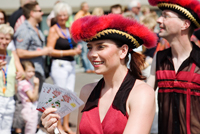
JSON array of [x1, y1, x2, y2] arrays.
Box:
[[21, 60, 35, 71], [22, 1, 38, 19], [110, 4, 122, 13], [0, 9, 7, 24], [114, 40, 146, 80]]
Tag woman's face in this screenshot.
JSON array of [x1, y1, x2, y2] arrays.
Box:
[[0, 33, 11, 50], [0, 12, 5, 24], [87, 39, 126, 74], [56, 11, 69, 26]]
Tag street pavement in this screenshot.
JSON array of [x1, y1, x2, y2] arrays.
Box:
[[45, 71, 103, 133]]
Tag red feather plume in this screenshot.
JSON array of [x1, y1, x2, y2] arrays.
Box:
[[71, 14, 157, 48]]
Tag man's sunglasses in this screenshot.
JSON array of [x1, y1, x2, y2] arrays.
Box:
[[33, 10, 42, 12]]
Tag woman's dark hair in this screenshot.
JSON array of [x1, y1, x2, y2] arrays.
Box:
[[113, 40, 146, 80], [21, 60, 35, 70], [0, 9, 7, 24], [50, 17, 57, 27]]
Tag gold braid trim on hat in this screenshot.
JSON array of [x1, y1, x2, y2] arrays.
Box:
[[83, 29, 140, 48], [157, 3, 200, 28]]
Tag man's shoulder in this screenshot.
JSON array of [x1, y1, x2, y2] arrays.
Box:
[[9, 8, 23, 22], [14, 21, 29, 35], [10, 7, 22, 16]]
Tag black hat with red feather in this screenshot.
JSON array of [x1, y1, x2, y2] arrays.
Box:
[[71, 14, 157, 49], [148, 0, 200, 28]]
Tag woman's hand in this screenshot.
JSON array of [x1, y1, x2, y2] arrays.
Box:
[[41, 108, 61, 134]]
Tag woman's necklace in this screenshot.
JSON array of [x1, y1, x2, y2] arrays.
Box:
[[57, 23, 73, 49]]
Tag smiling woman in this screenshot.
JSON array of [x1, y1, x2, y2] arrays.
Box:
[[45, 2, 81, 134], [0, 24, 18, 134], [41, 14, 158, 134]]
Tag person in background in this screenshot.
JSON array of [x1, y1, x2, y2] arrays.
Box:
[[74, 2, 90, 20], [123, 11, 135, 20], [140, 13, 157, 77], [128, 0, 141, 21], [0, 10, 24, 78], [74, 2, 94, 73], [148, 0, 200, 133], [8, 0, 35, 32], [0, 24, 21, 134], [110, 4, 123, 14], [41, 14, 156, 134], [92, 7, 104, 16], [0, 9, 7, 25], [0, 9, 25, 134], [14, 1, 51, 92], [18, 60, 39, 134], [139, 6, 150, 22], [191, 28, 200, 47], [46, 2, 81, 134], [13, 2, 51, 133], [46, 0, 61, 27]]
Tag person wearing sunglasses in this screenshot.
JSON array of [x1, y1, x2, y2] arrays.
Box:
[[13, 1, 52, 132], [14, 1, 51, 93]]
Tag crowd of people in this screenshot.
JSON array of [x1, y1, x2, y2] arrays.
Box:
[[1, 0, 200, 134]]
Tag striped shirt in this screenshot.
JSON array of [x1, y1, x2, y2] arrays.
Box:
[[156, 42, 200, 134]]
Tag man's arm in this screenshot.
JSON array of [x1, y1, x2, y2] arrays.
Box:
[[16, 47, 49, 59], [147, 53, 157, 91], [14, 27, 51, 59]]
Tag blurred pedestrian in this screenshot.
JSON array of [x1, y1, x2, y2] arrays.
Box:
[[0, 4, 26, 134], [46, 2, 81, 134], [0, 24, 21, 134], [13, 2, 51, 132], [8, 0, 35, 31], [148, 0, 200, 133], [110, 4, 123, 14], [139, 6, 150, 22], [46, 0, 61, 27], [128, 0, 141, 21], [74, 2, 90, 20], [92, 7, 104, 16], [123, 11, 135, 20], [14, 1, 51, 92], [18, 60, 39, 134], [74, 2, 94, 73], [41, 14, 157, 134]]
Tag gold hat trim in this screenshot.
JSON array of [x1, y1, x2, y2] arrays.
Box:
[[83, 29, 140, 48], [158, 3, 200, 28]]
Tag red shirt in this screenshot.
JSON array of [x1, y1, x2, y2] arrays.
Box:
[[79, 72, 135, 134]]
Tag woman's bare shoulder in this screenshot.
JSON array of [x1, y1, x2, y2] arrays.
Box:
[[126, 79, 155, 114], [79, 82, 98, 103], [128, 80, 155, 105], [49, 24, 58, 33], [134, 80, 154, 94]]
